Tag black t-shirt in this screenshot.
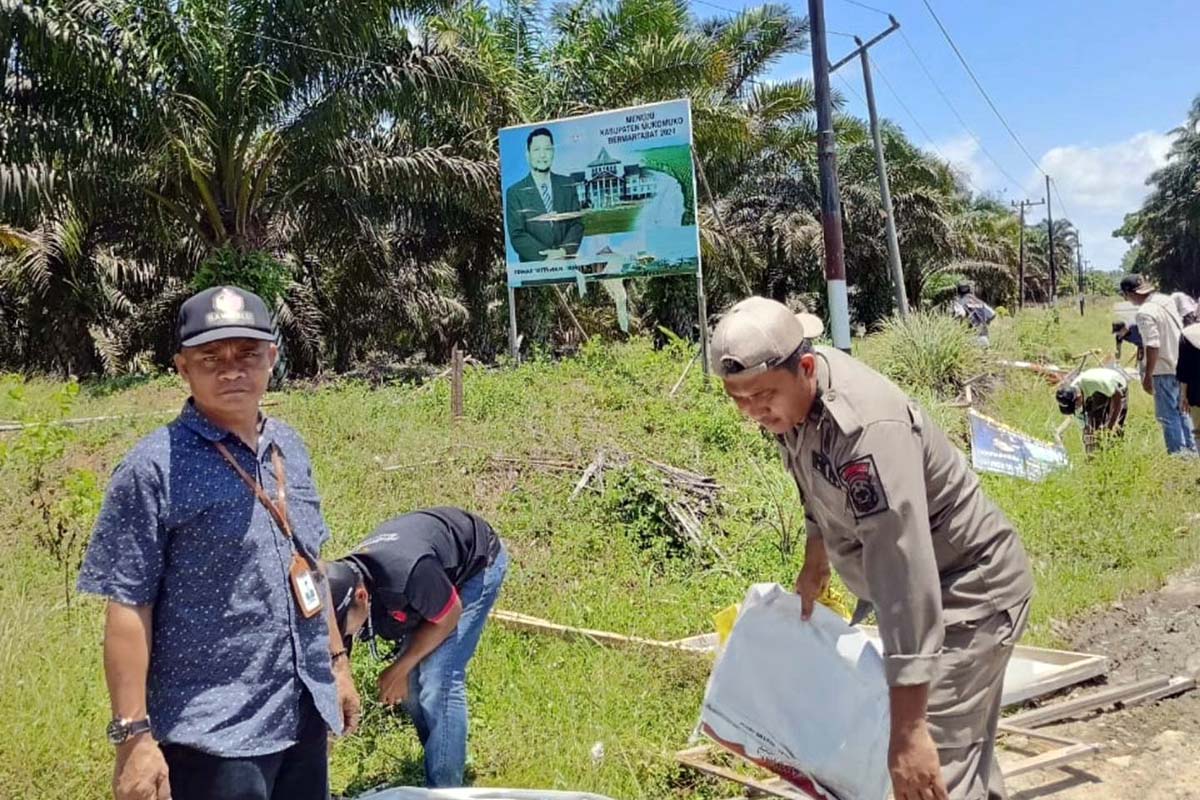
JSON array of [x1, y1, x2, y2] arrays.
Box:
[[350, 508, 500, 641], [1177, 337, 1200, 406]]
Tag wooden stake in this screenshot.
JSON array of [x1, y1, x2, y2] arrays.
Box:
[[552, 286, 590, 342], [670, 350, 700, 397], [451, 345, 464, 421]]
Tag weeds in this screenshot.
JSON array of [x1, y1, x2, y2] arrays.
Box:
[[0, 376, 102, 609]]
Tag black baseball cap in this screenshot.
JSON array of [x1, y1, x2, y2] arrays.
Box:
[[177, 286, 276, 348], [1055, 384, 1080, 415], [325, 558, 370, 654]]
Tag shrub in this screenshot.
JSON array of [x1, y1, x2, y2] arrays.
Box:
[[872, 313, 988, 397], [192, 247, 292, 306]]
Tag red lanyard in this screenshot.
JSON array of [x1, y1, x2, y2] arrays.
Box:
[[214, 440, 294, 540]]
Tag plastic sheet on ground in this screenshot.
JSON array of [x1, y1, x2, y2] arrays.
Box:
[[354, 789, 617, 799], [698, 583, 891, 800]]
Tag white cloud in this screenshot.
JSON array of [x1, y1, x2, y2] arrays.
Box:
[[929, 134, 994, 192], [1033, 131, 1173, 269]]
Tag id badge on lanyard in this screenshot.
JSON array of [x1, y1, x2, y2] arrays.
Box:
[[214, 440, 324, 618]]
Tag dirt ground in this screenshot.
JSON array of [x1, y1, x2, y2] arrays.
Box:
[[1004, 565, 1200, 800]]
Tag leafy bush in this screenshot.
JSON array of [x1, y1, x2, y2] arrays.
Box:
[[871, 313, 988, 397], [192, 247, 292, 306]]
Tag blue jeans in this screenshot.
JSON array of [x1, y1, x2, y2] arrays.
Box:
[[401, 542, 508, 787], [1152, 374, 1197, 454]]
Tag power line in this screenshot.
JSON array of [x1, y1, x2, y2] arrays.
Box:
[[131, 3, 505, 94], [833, 0, 892, 17], [1050, 177, 1075, 224], [868, 55, 980, 194], [834, 71, 865, 106], [919, 0, 1044, 174], [689, 0, 742, 15], [896, 28, 1026, 192]]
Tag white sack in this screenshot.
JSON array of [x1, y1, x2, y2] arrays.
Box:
[[699, 583, 891, 800]]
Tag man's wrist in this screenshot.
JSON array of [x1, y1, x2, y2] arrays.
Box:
[[115, 730, 155, 755], [889, 714, 927, 739]]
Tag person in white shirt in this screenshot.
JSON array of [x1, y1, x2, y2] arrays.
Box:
[[1170, 291, 1199, 326], [1121, 274, 1196, 455]]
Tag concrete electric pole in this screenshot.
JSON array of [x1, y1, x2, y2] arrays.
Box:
[[1046, 174, 1056, 303], [1077, 238, 1085, 316], [830, 18, 906, 318], [1012, 197, 1044, 310], [808, 0, 851, 351]]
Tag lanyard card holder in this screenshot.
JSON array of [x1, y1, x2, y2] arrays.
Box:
[[215, 440, 324, 618]]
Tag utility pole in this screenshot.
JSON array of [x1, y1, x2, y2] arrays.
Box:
[[1077, 239, 1085, 316], [1045, 174, 1056, 304], [831, 18, 905, 318], [808, 0, 850, 351], [1012, 197, 1044, 310]]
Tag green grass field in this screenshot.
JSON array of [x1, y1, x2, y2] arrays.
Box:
[[1, 301, 1196, 798], [583, 205, 643, 236], [638, 145, 696, 227]]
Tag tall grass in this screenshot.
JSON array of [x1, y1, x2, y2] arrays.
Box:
[[865, 312, 988, 397]]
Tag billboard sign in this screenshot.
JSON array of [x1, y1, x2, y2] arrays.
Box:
[[499, 99, 701, 289], [968, 410, 1069, 481]]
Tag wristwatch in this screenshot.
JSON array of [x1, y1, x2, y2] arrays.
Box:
[[107, 717, 152, 745]]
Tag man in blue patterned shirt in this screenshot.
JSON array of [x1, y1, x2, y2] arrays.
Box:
[[77, 286, 360, 800]]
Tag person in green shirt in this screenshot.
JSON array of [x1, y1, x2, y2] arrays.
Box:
[[1055, 367, 1129, 453]]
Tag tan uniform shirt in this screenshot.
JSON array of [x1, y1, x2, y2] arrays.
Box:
[[1136, 292, 1184, 374], [779, 347, 1033, 687]]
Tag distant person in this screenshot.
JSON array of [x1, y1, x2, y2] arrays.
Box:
[[325, 508, 507, 788], [1112, 320, 1144, 366], [1121, 273, 1196, 455], [77, 286, 359, 800], [951, 281, 996, 346], [504, 127, 584, 262], [1171, 290, 1199, 326], [1176, 323, 1200, 442], [1055, 367, 1129, 453]]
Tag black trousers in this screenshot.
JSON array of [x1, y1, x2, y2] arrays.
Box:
[[161, 698, 329, 800]]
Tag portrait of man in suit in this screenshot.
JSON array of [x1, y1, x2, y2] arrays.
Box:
[[505, 127, 584, 262]]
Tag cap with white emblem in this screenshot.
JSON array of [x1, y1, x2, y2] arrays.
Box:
[[177, 286, 276, 348]]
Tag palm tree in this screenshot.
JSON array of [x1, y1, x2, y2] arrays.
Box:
[[1023, 217, 1078, 303], [2, 0, 500, 371], [1116, 94, 1200, 295]]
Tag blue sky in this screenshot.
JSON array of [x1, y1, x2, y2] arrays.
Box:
[[745, 0, 1199, 269]]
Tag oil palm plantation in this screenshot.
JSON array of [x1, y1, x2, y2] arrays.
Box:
[[2, 0, 500, 370], [2, 0, 1075, 373]]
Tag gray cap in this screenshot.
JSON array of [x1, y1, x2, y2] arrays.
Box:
[[709, 296, 824, 378]]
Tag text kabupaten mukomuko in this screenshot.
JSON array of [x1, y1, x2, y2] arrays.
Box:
[[600, 111, 686, 144]]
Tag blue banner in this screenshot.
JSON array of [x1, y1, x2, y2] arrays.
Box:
[[499, 100, 700, 289], [968, 410, 1069, 481]]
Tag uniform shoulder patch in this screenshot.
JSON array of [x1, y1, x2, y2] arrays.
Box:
[[838, 455, 889, 520]]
